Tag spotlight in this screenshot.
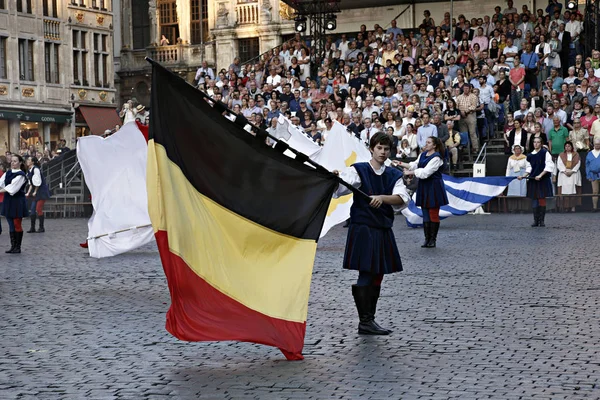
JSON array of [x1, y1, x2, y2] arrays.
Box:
[[566, 0, 577, 10], [295, 16, 307, 33], [325, 14, 337, 31]]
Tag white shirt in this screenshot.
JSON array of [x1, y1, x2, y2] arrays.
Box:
[[266, 74, 281, 88], [0, 169, 27, 195], [503, 46, 519, 63], [535, 43, 552, 66], [506, 156, 527, 175], [565, 21, 582, 39], [28, 167, 42, 186], [334, 163, 410, 212], [525, 150, 555, 174], [360, 127, 374, 144], [407, 153, 444, 179]]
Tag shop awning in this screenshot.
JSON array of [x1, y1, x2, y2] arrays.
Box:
[[78, 106, 122, 135], [0, 109, 73, 124]]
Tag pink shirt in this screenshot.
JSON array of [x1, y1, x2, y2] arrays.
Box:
[[509, 67, 526, 90]]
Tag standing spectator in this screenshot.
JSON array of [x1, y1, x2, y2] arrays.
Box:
[[417, 114, 438, 151], [569, 118, 590, 151], [548, 116, 569, 156], [586, 138, 600, 212], [456, 84, 480, 153], [509, 55, 526, 113]]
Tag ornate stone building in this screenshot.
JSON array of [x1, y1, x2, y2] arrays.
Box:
[[0, 0, 119, 154]]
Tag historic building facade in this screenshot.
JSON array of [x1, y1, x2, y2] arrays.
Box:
[[116, 0, 537, 107], [0, 0, 118, 154]]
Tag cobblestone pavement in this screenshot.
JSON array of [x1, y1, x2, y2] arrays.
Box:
[[1, 214, 599, 400]]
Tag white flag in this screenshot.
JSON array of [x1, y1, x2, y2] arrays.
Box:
[[312, 121, 371, 237], [276, 115, 322, 159], [77, 122, 154, 258]]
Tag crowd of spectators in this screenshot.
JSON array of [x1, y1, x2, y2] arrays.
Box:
[[186, 0, 600, 175]]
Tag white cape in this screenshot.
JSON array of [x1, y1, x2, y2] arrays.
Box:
[[77, 122, 154, 258]]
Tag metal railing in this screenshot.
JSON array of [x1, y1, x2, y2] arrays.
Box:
[[474, 142, 488, 165], [240, 37, 296, 67]]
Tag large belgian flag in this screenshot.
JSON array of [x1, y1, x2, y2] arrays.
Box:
[[147, 61, 338, 360]]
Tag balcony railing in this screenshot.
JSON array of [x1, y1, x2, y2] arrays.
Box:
[[43, 19, 60, 40], [236, 1, 259, 25], [149, 45, 182, 64]]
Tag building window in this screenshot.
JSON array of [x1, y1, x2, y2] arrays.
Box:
[[0, 1, 5, 10], [191, 0, 208, 45], [17, 0, 33, 13], [158, 0, 179, 45], [0, 37, 6, 80], [93, 33, 109, 87], [18, 39, 35, 81], [79, 0, 86, 6], [73, 30, 88, 85], [238, 38, 259, 63], [132, 0, 150, 49], [43, 0, 58, 17], [45, 42, 60, 84]]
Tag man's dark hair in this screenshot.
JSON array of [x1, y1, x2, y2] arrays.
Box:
[[369, 131, 393, 150]]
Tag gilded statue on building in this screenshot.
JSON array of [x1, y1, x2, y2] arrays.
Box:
[[279, 1, 294, 20]]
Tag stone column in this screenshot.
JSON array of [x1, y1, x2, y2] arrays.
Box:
[[43, 123, 51, 149], [214, 28, 237, 72], [149, 0, 159, 46], [257, 26, 282, 55], [8, 119, 20, 153]]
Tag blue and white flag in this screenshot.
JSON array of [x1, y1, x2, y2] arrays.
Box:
[[402, 175, 516, 227]]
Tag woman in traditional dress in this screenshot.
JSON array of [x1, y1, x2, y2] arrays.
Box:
[[556, 141, 582, 212], [518, 136, 555, 227], [397, 136, 449, 248], [0, 154, 29, 253], [505, 144, 528, 196], [25, 156, 52, 233]]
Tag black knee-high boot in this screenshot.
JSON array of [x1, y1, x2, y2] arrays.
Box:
[[426, 222, 440, 248], [421, 221, 431, 247], [370, 286, 392, 333], [531, 207, 539, 227], [352, 285, 389, 335], [5, 232, 16, 253], [8, 231, 23, 254], [37, 216, 45, 233], [538, 206, 546, 227], [27, 214, 37, 233]]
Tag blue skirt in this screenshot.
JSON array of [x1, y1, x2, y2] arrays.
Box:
[[343, 224, 402, 275], [527, 177, 553, 199], [416, 178, 449, 208], [35, 184, 52, 200], [1, 195, 30, 218]]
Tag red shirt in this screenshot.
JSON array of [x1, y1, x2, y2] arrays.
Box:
[[509, 67, 526, 90]]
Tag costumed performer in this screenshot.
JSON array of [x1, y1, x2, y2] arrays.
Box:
[[334, 132, 410, 335], [518, 136, 555, 227], [396, 136, 449, 248], [0, 154, 29, 253], [25, 156, 52, 233]]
